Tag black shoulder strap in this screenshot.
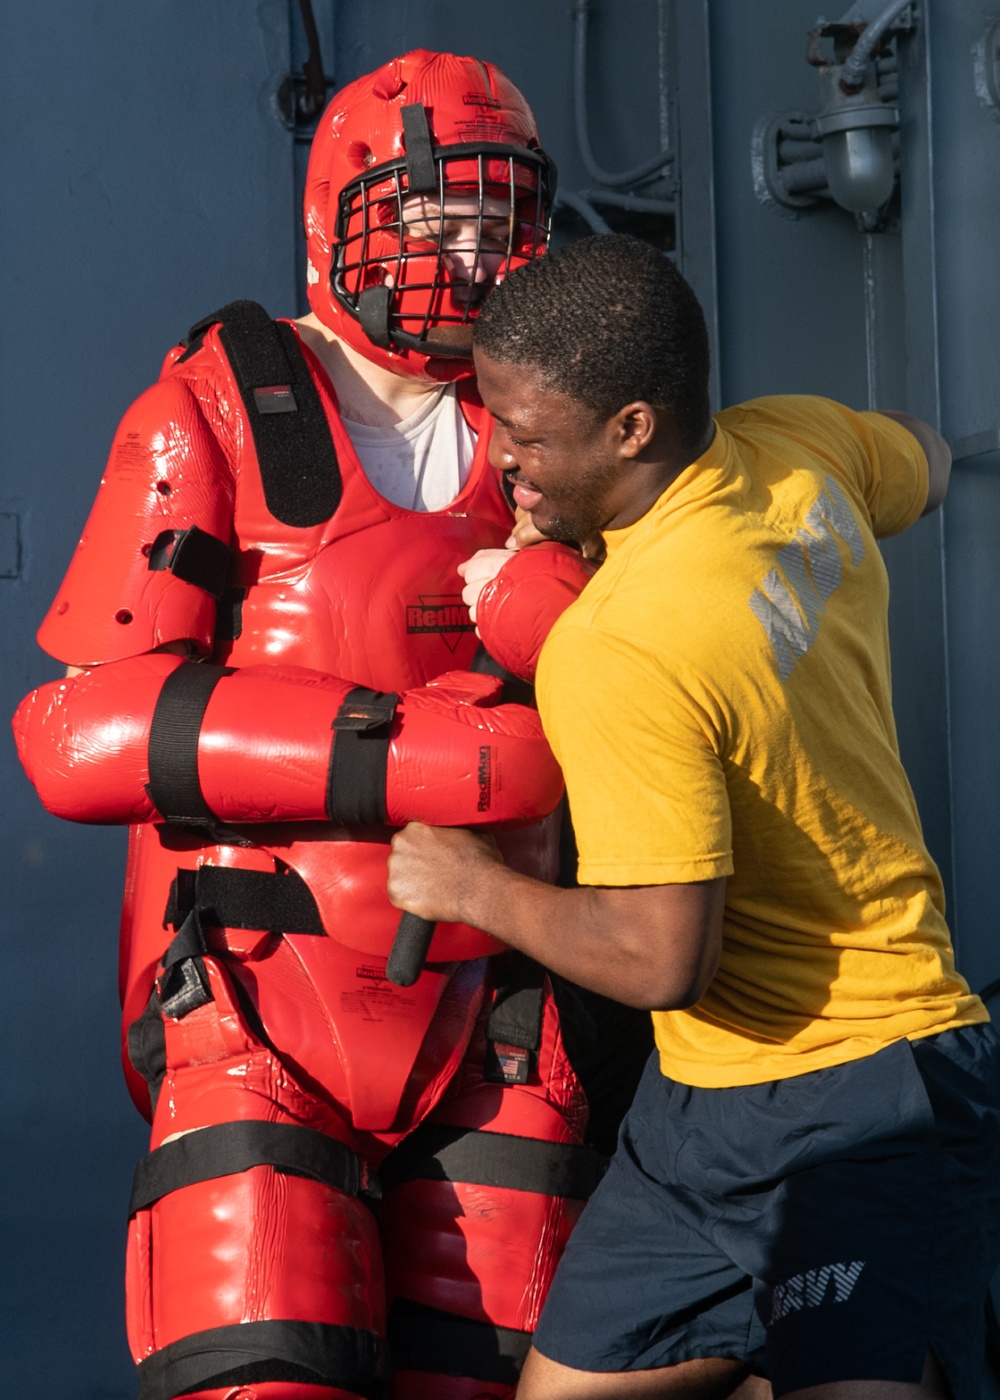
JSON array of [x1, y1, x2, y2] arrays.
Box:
[[182, 300, 342, 529]]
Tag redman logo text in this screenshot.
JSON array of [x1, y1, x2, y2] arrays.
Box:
[[406, 594, 476, 652], [477, 745, 492, 811]]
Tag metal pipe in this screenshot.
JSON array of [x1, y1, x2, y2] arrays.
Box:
[[577, 188, 676, 213], [839, 0, 912, 93], [553, 191, 613, 234], [781, 159, 830, 194], [572, 0, 672, 188], [777, 139, 824, 162]]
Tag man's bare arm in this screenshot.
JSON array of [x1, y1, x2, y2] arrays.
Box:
[[387, 822, 726, 1010], [876, 409, 952, 514]]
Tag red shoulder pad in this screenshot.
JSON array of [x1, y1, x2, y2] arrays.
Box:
[[37, 376, 235, 666], [475, 543, 596, 681]]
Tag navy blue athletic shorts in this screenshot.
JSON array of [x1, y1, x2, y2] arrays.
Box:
[[532, 1024, 1000, 1400]]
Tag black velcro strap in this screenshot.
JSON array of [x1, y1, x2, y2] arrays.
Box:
[[389, 1299, 530, 1384], [401, 103, 438, 193], [358, 285, 393, 350], [326, 686, 398, 825], [487, 955, 546, 1052], [147, 663, 233, 824], [155, 908, 212, 1019], [136, 1319, 384, 1400], [129, 1120, 369, 1215], [163, 865, 325, 935], [190, 300, 341, 528], [214, 584, 246, 643], [379, 1122, 606, 1201], [470, 641, 536, 708], [147, 524, 231, 599]]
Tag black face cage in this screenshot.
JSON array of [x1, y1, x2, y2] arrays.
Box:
[[332, 139, 556, 359]]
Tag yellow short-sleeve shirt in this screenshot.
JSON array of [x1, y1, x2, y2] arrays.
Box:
[[536, 395, 985, 1088]]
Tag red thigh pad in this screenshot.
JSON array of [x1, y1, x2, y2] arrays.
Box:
[[126, 950, 387, 1400], [378, 972, 605, 1399]]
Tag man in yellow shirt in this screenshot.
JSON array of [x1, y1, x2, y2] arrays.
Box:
[[386, 234, 1000, 1400]]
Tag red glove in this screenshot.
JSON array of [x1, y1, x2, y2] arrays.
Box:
[[474, 543, 595, 681]]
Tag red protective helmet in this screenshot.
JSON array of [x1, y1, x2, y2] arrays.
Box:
[[304, 49, 555, 381]]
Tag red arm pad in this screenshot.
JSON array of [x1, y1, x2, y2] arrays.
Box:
[[475, 543, 595, 681], [36, 377, 235, 666], [13, 658, 563, 828]]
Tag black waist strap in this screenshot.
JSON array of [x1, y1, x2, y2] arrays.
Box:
[[164, 865, 325, 935], [136, 1319, 384, 1400], [129, 1120, 373, 1216], [388, 1298, 530, 1384], [379, 1121, 606, 1202]]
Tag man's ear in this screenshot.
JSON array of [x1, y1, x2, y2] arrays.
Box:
[[613, 401, 657, 458]]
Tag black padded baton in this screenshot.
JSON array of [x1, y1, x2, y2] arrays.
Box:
[[386, 912, 436, 987]]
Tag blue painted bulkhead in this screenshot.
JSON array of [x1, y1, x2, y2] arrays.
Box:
[[2, 2, 997, 1392]]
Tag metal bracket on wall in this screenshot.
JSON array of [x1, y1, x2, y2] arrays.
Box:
[[752, 2, 912, 228], [0, 512, 21, 579], [275, 0, 335, 139], [949, 429, 1000, 470]]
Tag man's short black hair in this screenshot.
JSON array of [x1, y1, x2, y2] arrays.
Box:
[[475, 233, 711, 454]]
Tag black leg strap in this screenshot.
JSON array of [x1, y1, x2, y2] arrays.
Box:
[[136, 1319, 385, 1400], [487, 955, 546, 1051], [154, 901, 217, 1018], [326, 686, 398, 825], [388, 1299, 530, 1384], [146, 663, 233, 825], [129, 1120, 375, 1216], [379, 1121, 606, 1202]]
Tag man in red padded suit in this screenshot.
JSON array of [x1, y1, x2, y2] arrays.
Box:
[[14, 49, 648, 1400]]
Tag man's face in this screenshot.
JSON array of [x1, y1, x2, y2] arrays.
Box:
[[395, 193, 517, 350], [475, 348, 625, 542]]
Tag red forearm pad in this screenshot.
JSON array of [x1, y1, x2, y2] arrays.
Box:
[[386, 672, 563, 826], [474, 543, 595, 681], [13, 655, 179, 823], [14, 659, 563, 828], [200, 666, 563, 826], [11, 654, 353, 825]]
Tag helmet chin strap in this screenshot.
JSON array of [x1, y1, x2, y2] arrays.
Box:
[[357, 286, 394, 351]]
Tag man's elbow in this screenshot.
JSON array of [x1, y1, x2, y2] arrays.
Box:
[[876, 409, 951, 514], [626, 949, 719, 1012], [643, 973, 714, 1013]]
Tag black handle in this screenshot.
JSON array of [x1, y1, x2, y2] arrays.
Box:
[[386, 911, 436, 987]]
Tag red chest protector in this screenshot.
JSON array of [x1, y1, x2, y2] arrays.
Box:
[[35, 302, 560, 1131]]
